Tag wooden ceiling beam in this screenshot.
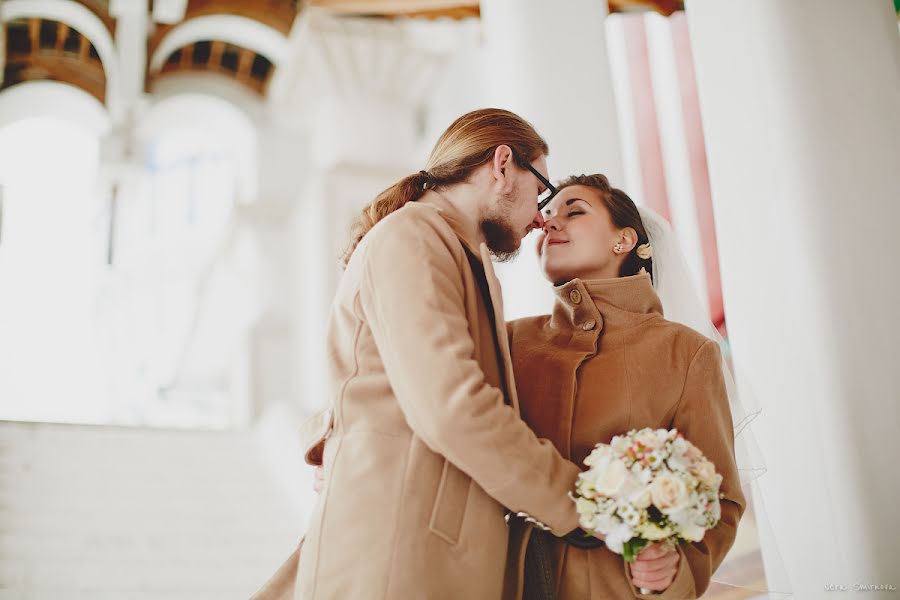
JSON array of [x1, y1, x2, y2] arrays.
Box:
[[307, 0, 479, 17], [608, 0, 683, 16]]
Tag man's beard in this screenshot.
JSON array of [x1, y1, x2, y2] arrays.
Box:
[[480, 217, 520, 263]]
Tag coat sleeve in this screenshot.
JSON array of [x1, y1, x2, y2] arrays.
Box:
[[629, 339, 747, 600], [357, 214, 581, 536]]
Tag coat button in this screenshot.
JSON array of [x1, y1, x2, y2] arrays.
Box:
[[582, 320, 596, 331], [569, 289, 582, 304]]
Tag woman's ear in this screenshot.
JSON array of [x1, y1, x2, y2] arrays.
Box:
[[619, 227, 639, 253]]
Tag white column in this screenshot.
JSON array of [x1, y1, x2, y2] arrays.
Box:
[[109, 0, 149, 123], [291, 103, 414, 416], [687, 0, 900, 595], [270, 11, 447, 414], [481, 0, 626, 319], [237, 124, 308, 422]]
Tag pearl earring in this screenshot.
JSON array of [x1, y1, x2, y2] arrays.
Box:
[[614, 243, 624, 253]]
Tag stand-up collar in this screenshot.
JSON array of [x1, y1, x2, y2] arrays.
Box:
[[550, 273, 663, 334]]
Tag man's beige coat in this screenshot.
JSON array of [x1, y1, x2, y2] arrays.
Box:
[[259, 194, 580, 600]]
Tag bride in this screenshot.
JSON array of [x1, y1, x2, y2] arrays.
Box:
[[503, 174, 745, 600]]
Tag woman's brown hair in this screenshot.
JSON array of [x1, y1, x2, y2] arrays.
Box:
[[555, 174, 653, 280], [341, 108, 549, 267]]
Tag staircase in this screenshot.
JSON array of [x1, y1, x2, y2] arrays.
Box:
[[0, 418, 312, 600]]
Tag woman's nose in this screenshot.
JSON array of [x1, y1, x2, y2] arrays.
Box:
[[531, 211, 545, 231], [542, 217, 559, 234]]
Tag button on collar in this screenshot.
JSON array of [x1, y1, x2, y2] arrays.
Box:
[[569, 289, 582, 305], [582, 320, 596, 331]]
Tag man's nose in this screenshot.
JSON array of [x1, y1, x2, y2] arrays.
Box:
[[531, 211, 545, 231]]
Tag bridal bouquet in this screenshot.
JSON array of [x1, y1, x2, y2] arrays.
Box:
[[572, 427, 723, 562]]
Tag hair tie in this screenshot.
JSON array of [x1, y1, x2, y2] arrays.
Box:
[[419, 170, 432, 190]]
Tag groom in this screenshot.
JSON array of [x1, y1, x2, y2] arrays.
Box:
[[253, 109, 583, 600]]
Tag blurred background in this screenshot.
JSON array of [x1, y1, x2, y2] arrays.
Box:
[[0, 0, 897, 598]]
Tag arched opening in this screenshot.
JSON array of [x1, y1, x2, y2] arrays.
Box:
[[0, 85, 263, 429]]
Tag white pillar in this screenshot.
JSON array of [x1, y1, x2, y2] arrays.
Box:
[[270, 11, 445, 414], [687, 0, 900, 594], [290, 99, 414, 416], [109, 0, 149, 123], [481, 0, 626, 319]]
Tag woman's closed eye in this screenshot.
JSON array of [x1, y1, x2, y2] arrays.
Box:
[[567, 211, 584, 218]]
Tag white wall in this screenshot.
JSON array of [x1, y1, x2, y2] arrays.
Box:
[[687, 0, 900, 594]]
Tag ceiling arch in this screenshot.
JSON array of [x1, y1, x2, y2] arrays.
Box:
[[149, 14, 290, 74], [1, 0, 118, 86]]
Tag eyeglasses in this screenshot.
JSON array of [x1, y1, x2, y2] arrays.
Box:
[[521, 161, 558, 212]]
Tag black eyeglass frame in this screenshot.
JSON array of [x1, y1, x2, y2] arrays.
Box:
[[519, 160, 559, 212]]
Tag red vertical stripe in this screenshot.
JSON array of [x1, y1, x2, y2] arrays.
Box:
[[621, 15, 671, 222], [670, 12, 724, 327]]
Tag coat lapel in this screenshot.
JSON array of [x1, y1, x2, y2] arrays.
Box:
[[416, 195, 520, 412], [480, 243, 520, 412]]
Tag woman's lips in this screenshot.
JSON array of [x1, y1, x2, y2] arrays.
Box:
[[547, 239, 569, 246]]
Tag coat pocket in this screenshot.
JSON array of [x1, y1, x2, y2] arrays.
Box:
[[428, 459, 471, 544]]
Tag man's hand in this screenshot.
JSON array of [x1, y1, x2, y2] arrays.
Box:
[[313, 465, 325, 493], [628, 542, 680, 592]]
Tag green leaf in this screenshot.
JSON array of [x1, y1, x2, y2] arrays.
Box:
[[622, 537, 649, 563]]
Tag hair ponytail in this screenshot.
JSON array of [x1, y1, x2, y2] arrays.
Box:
[[340, 108, 549, 268], [341, 172, 429, 267]]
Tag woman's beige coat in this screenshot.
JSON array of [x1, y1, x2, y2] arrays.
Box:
[[504, 275, 746, 600], [263, 194, 581, 600]]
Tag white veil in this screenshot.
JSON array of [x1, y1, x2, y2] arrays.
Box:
[[638, 206, 792, 599]]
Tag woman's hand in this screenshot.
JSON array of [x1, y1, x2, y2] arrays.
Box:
[[628, 542, 680, 593]]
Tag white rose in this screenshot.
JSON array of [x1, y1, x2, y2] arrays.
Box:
[[595, 459, 631, 497], [629, 486, 653, 509], [636, 465, 654, 486], [684, 441, 703, 461], [669, 508, 707, 542], [679, 520, 706, 542], [610, 434, 631, 455], [691, 459, 719, 488], [604, 523, 635, 555], [585, 450, 613, 473], [650, 473, 690, 514], [598, 512, 620, 534], [666, 450, 690, 473]]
